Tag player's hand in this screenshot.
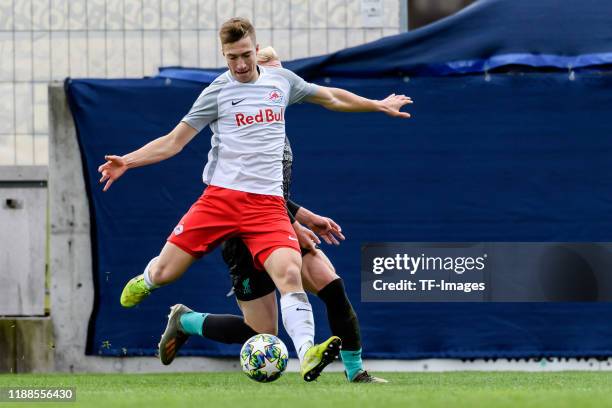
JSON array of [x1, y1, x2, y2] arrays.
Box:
[[292, 222, 320, 252], [306, 214, 345, 245], [380, 93, 412, 118], [98, 155, 128, 191]]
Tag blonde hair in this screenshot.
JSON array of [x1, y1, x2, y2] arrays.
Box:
[[257, 46, 282, 67]]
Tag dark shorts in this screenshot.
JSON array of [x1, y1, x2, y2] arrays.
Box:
[[222, 237, 317, 301]]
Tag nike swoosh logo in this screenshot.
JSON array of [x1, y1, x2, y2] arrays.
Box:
[[231, 98, 246, 106], [296, 308, 312, 312], [288, 236, 298, 241]]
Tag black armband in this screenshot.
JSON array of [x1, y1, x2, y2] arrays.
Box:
[[287, 199, 301, 217]]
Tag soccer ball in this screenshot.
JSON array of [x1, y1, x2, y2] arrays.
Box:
[[240, 334, 289, 383]]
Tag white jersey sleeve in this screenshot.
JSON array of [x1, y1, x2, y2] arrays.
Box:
[[181, 75, 229, 132], [275, 68, 319, 105]]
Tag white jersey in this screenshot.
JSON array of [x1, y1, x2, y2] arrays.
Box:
[[181, 66, 318, 197]]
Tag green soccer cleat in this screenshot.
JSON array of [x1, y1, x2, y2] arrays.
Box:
[[348, 370, 389, 383], [120, 274, 152, 307], [158, 304, 192, 365], [300, 336, 342, 382]]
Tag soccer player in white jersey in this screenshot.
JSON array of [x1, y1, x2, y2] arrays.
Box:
[[155, 46, 387, 383], [98, 17, 412, 382]]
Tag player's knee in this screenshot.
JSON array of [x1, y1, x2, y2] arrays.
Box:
[[276, 264, 302, 289], [149, 259, 178, 285], [304, 252, 338, 288]]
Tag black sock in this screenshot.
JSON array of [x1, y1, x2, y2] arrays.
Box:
[[317, 278, 361, 350], [201, 314, 258, 344]]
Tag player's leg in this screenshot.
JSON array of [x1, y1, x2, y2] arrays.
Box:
[[301, 249, 388, 383], [158, 283, 277, 365], [241, 192, 340, 380], [262, 248, 310, 356], [158, 239, 279, 364], [215, 244, 370, 382], [158, 303, 262, 365], [148, 243, 197, 284], [224, 238, 279, 335], [237, 292, 278, 335], [240, 194, 322, 366], [120, 186, 240, 307], [262, 248, 341, 382], [120, 242, 196, 307], [193, 238, 279, 340], [299, 249, 339, 293], [162, 292, 278, 356], [159, 290, 282, 365]]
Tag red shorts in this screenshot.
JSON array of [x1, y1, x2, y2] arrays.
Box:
[[167, 185, 300, 269]]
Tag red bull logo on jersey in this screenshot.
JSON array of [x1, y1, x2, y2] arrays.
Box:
[[266, 89, 284, 104], [235, 108, 285, 126]]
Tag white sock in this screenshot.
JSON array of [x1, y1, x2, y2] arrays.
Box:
[[142, 257, 159, 289], [280, 292, 314, 362]]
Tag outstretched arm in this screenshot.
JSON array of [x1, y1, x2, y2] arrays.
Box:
[[305, 86, 412, 118], [98, 121, 198, 191]]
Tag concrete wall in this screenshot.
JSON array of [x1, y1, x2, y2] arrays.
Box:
[[0, 166, 47, 316], [0, 318, 54, 373]]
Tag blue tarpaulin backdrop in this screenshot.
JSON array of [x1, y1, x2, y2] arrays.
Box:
[[66, 0, 612, 358]]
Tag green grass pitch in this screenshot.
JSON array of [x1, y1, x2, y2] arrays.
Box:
[[1, 372, 611, 408]]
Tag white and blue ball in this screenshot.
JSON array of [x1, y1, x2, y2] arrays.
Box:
[[240, 334, 289, 383]]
